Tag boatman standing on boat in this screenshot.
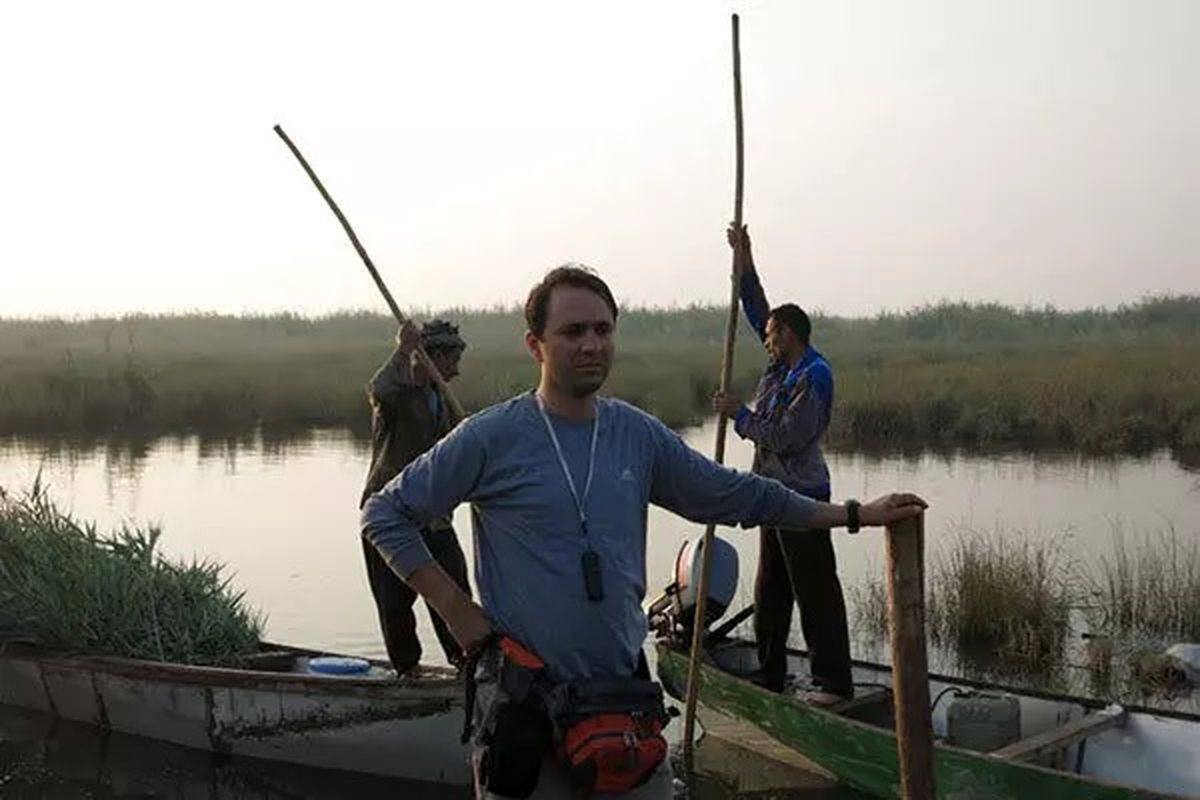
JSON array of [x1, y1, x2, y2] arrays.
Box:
[[361, 265, 926, 798], [359, 319, 472, 674], [711, 223, 853, 705]]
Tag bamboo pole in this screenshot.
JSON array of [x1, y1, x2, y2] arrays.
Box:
[[681, 12, 745, 770], [272, 124, 467, 422], [885, 513, 936, 800]]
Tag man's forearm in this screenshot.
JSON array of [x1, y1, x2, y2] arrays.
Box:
[[387, 345, 416, 384], [406, 562, 491, 651], [785, 493, 929, 531], [805, 501, 849, 529], [368, 347, 417, 403], [739, 270, 771, 340], [409, 562, 473, 619]]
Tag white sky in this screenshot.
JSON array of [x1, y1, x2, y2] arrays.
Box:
[[2, 0, 1197, 318]]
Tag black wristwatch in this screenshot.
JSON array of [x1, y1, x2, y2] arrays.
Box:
[[845, 500, 860, 534]]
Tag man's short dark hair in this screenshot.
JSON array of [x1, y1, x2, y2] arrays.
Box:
[[524, 264, 619, 338], [769, 303, 812, 344]]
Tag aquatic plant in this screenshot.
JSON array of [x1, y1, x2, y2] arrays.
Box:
[[851, 529, 1076, 669], [927, 531, 1075, 667], [0, 481, 263, 665], [848, 567, 891, 641], [1089, 526, 1200, 642], [2, 297, 1199, 454]]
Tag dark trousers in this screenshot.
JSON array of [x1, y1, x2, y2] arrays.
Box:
[[361, 526, 471, 672], [754, 521, 853, 697]]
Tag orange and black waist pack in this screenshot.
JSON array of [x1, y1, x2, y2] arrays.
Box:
[[558, 678, 671, 795], [463, 636, 670, 797]]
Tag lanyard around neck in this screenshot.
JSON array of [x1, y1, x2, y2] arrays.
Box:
[[535, 393, 600, 534]]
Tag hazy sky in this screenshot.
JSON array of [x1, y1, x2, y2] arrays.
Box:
[[2, 0, 1197, 318]]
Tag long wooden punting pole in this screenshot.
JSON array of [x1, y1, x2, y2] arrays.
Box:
[[681, 12, 745, 770], [273, 124, 466, 422], [886, 514, 936, 799]]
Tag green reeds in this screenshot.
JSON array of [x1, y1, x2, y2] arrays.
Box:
[[2, 297, 1199, 453], [851, 530, 1076, 670], [928, 532, 1075, 669], [1090, 526, 1200, 642], [0, 482, 263, 665], [851, 524, 1200, 698]]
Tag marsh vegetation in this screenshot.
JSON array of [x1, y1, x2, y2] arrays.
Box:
[[0, 482, 262, 664], [851, 526, 1200, 702], [2, 297, 1198, 459]]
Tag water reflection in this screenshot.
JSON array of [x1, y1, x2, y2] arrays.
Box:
[[10, 424, 1200, 482]]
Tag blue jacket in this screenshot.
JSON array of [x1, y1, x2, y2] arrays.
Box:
[[733, 269, 833, 499]]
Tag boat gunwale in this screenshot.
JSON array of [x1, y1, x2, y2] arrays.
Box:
[[658, 640, 1198, 800], [1, 641, 462, 699], [709, 636, 1200, 725]]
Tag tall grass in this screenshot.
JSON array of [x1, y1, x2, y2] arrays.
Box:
[[851, 524, 1200, 699], [1090, 527, 1200, 642], [0, 482, 263, 664], [927, 532, 1076, 669], [851, 530, 1076, 671], [2, 297, 1199, 455]]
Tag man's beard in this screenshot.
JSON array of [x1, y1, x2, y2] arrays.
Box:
[[569, 365, 609, 397]]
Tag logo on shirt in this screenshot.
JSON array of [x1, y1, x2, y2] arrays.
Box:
[[619, 467, 636, 482]]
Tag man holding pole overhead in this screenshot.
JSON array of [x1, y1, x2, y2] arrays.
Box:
[[712, 223, 853, 704], [359, 319, 472, 674]]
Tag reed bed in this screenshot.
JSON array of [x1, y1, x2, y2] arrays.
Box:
[[0, 482, 263, 665], [927, 532, 1076, 668], [852, 523, 1200, 699], [2, 297, 1198, 458], [1089, 526, 1200, 642], [852, 530, 1076, 670]]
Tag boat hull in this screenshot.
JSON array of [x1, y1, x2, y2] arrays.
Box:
[[0, 645, 470, 785], [657, 643, 1190, 800]]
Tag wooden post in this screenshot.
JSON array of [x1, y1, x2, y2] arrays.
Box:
[[885, 513, 936, 800], [681, 12, 745, 771]]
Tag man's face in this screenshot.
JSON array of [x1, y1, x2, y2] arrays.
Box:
[[429, 348, 463, 382], [526, 285, 615, 398], [764, 316, 799, 363]]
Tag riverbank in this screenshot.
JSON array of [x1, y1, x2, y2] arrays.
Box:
[[2, 297, 1198, 457]]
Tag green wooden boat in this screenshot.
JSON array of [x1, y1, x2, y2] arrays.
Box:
[[657, 638, 1199, 799]]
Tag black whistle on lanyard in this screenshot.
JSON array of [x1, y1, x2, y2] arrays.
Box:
[[581, 548, 604, 602]]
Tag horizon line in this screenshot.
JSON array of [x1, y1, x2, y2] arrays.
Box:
[[1, 292, 1198, 325]]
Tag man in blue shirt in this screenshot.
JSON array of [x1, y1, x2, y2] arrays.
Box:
[[712, 223, 852, 704], [362, 265, 926, 795]]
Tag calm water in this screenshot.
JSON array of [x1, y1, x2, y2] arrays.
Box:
[[3, 420, 1197, 661], [2, 420, 1198, 796]]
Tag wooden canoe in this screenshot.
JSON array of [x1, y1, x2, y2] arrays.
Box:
[[657, 639, 1200, 800], [0, 641, 470, 786]]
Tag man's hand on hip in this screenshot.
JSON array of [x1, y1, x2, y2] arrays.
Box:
[[407, 563, 493, 656]]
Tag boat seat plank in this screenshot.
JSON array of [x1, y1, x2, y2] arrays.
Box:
[[828, 687, 891, 716], [993, 705, 1127, 762]]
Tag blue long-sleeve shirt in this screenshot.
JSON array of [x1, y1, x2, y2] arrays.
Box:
[[360, 392, 817, 683], [734, 268, 833, 498]]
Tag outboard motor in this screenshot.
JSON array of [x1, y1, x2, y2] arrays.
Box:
[[647, 536, 738, 640]]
